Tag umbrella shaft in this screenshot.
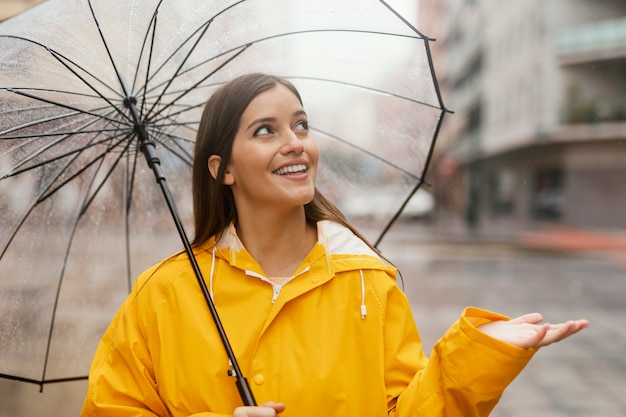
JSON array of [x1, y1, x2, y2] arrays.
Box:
[[125, 99, 257, 406]]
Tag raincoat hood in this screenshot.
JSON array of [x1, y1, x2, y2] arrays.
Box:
[[211, 220, 394, 276], [204, 220, 395, 317]]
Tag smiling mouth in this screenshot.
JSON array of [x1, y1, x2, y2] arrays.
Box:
[[273, 164, 308, 176]]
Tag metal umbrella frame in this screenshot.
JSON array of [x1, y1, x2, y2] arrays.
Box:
[[0, 0, 448, 402]]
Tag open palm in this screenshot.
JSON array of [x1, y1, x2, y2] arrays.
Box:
[[478, 313, 589, 349]]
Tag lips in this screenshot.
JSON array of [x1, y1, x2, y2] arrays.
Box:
[[273, 164, 308, 175]]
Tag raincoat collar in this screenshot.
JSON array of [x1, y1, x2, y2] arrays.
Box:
[[204, 220, 394, 278], [202, 220, 395, 324]]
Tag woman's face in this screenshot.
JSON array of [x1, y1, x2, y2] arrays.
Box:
[[214, 84, 319, 215]]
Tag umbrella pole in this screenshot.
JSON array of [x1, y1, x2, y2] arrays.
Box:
[[125, 98, 257, 406]]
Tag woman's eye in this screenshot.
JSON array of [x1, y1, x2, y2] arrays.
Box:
[[254, 125, 271, 136], [295, 120, 309, 131]]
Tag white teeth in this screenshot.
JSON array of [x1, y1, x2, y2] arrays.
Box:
[[273, 164, 307, 175]]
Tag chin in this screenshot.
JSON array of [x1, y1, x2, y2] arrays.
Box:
[[293, 192, 316, 207]]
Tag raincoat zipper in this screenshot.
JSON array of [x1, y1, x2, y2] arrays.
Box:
[[245, 266, 311, 303]]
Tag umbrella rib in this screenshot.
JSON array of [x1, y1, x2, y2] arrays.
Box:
[[4, 89, 129, 128], [40, 210, 82, 385], [143, 99, 202, 132], [144, 45, 250, 125], [139, 5, 161, 117], [1, 109, 115, 138], [1, 101, 122, 138], [422, 34, 449, 115], [374, 180, 429, 248], [136, 0, 245, 102], [123, 147, 142, 292], [179, 29, 424, 81], [0, 86, 104, 101], [79, 135, 135, 215], [378, 0, 430, 38], [86, 0, 133, 102], [144, 0, 418, 91], [140, 1, 270, 121], [0, 126, 126, 261], [0, 35, 130, 122], [311, 126, 424, 182], [38, 132, 134, 205], [144, 28, 424, 124], [150, 132, 193, 165], [0, 373, 86, 387], [148, 106, 200, 145], [5, 133, 126, 179], [153, 120, 199, 132], [132, 0, 161, 96], [2, 128, 125, 141], [143, 20, 216, 120], [39, 134, 133, 384], [151, 123, 196, 144], [2, 108, 127, 178], [286, 76, 442, 109], [148, 98, 206, 126], [0, 373, 87, 386], [140, 26, 425, 117]]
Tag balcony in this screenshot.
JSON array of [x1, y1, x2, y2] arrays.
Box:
[[561, 99, 626, 124], [556, 17, 626, 64]]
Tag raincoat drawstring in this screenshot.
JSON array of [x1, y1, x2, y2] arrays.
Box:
[[360, 269, 367, 319], [209, 247, 216, 300]]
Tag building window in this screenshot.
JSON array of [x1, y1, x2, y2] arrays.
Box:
[[531, 168, 564, 220], [490, 168, 517, 216]]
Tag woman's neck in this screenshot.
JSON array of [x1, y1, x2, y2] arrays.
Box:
[[236, 207, 317, 277]]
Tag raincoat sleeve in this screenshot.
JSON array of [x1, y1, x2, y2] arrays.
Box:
[[386, 291, 537, 417], [80, 268, 232, 417]]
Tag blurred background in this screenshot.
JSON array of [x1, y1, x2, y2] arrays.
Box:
[[420, 0, 626, 242], [1, 0, 625, 416]]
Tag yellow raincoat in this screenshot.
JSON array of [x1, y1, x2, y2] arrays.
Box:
[[81, 221, 536, 417]]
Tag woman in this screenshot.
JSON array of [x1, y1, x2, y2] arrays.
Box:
[[81, 73, 588, 417]]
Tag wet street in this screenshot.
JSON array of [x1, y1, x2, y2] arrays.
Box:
[[1, 222, 625, 416], [378, 222, 626, 417]]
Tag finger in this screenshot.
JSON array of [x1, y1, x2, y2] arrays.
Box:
[[537, 320, 588, 347], [574, 319, 590, 330], [539, 322, 575, 346], [261, 402, 286, 414], [521, 323, 550, 348], [233, 405, 282, 417], [509, 312, 544, 325]]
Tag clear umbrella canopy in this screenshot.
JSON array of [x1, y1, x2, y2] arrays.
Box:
[[0, 0, 446, 386]]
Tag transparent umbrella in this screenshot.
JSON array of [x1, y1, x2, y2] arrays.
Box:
[[0, 0, 447, 400]]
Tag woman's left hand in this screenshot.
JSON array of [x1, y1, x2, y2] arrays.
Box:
[[478, 313, 589, 349]]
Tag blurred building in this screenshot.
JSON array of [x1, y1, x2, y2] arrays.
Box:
[[420, 0, 626, 235]]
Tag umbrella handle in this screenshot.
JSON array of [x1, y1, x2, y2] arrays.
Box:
[[236, 378, 257, 407], [126, 99, 257, 406]]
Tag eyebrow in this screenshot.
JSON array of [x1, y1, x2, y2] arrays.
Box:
[[245, 110, 308, 131]]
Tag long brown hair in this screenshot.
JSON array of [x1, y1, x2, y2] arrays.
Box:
[[191, 73, 382, 257]]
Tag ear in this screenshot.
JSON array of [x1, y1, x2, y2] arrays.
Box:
[[208, 155, 235, 185]]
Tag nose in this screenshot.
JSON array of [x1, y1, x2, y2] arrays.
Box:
[[281, 129, 304, 155]]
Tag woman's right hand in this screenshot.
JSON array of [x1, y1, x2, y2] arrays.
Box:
[[233, 402, 285, 417]]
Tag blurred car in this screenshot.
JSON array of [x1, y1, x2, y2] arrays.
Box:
[[340, 188, 435, 220], [399, 188, 435, 220], [532, 187, 564, 219]]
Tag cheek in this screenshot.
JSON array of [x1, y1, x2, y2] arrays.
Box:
[[227, 142, 257, 181], [307, 140, 320, 172]]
